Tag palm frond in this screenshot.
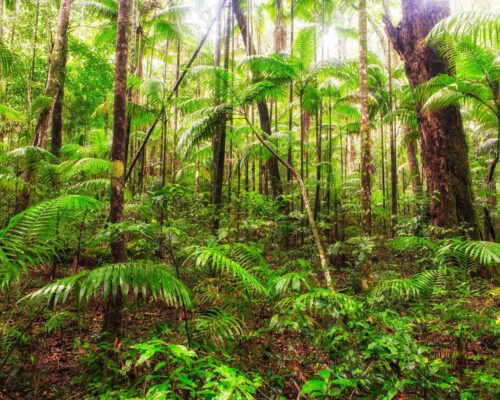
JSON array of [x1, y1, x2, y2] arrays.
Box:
[[77, 0, 118, 20], [185, 244, 266, 294], [192, 308, 245, 349], [176, 104, 231, 157], [427, 11, 500, 48], [368, 269, 447, 304], [0, 195, 101, 286], [24, 261, 192, 308], [390, 236, 438, 253]]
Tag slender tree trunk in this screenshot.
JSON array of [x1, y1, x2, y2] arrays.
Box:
[[211, 0, 229, 230], [359, 0, 373, 289], [50, 35, 69, 157], [314, 107, 322, 220], [0, 0, 3, 42], [384, 0, 479, 238], [32, 0, 74, 148], [244, 114, 332, 287], [274, 0, 286, 52], [347, 134, 356, 173], [388, 43, 397, 233], [232, 0, 282, 197], [27, 0, 40, 110], [103, 0, 131, 337], [359, 0, 371, 234]]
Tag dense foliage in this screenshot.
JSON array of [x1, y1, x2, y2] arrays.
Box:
[[0, 0, 498, 399]]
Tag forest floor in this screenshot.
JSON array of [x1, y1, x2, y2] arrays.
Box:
[[0, 242, 498, 399]]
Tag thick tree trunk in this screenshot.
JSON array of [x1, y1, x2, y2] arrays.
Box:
[[384, 0, 479, 237], [359, 0, 373, 290], [232, 0, 282, 197], [32, 0, 74, 148], [103, 0, 131, 338]]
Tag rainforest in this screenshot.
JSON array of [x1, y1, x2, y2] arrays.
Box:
[[0, 0, 499, 399]]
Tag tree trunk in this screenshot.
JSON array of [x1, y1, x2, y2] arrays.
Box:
[[403, 126, 422, 197], [384, 0, 479, 238], [388, 42, 397, 233], [359, 0, 372, 235], [103, 0, 131, 338], [232, 0, 282, 197], [211, 0, 229, 230], [32, 0, 74, 148], [359, 0, 373, 290], [50, 36, 69, 157], [274, 0, 286, 52]]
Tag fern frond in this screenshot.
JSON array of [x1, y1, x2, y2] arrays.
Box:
[[185, 244, 266, 294], [292, 288, 359, 317], [271, 271, 313, 296], [192, 308, 245, 349], [438, 240, 500, 276], [368, 269, 447, 304], [427, 11, 500, 48], [24, 261, 192, 308], [0, 195, 101, 286], [390, 236, 438, 253]]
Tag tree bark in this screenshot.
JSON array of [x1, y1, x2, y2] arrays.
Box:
[[211, 0, 229, 230], [274, 0, 286, 52], [403, 126, 422, 197], [359, 0, 373, 290], [384, 0, 479, 237], [232, 0, 282, 197], [50, 38, 69, 158], [103, 0, 131, 338], [32, 0, 74, 148], [359, 0, 372, 235]]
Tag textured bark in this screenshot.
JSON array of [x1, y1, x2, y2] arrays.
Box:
[[50, 86, 64, 157], [274, 0, 286, 52], [359, 0, 373, 291], [32, 0, 74, 148], [232, 0, 282, 197], [347, 134, 356, 173], [384, 0, 479, 237], [359, 0, 372, 236], [211, 0, 229, 230], [403, 126, 422, 197], [50, 38, 69, 157], [104, 0, 131, 337], [388, 45, 398, 229]]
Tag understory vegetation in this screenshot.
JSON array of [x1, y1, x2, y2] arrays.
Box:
[[0, 0, 499, 399]]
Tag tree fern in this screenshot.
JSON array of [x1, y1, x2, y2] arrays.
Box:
[[24, 261, 192, 309]]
